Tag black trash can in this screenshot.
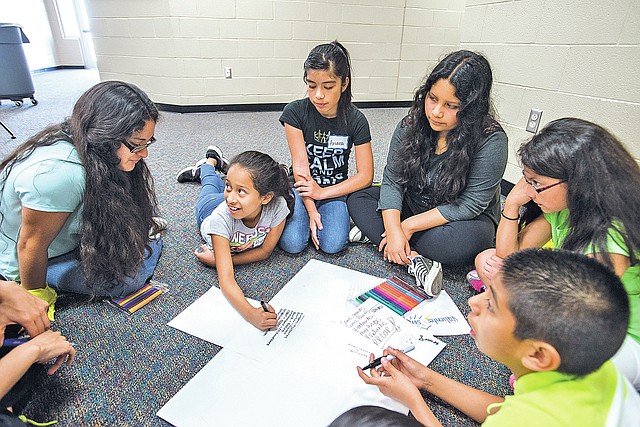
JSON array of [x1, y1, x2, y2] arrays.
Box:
[[0, 23, 37, 107]]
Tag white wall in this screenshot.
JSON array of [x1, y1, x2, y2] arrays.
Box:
[[461, 0, 640, 181], [15, 0, 639, 180], [1, 0, 84, 70], [85, 0, 465, 105]]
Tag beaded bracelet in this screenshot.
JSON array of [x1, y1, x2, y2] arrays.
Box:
[[501, 211, 519, 221]]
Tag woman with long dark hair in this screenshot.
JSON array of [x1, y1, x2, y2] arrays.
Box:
[[475, 117, 640, 388], [0, 81, 163, 303], [348, 50, 507, 294]]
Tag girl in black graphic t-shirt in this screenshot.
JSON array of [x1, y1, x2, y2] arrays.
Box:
[[279, 41, 373, 254]]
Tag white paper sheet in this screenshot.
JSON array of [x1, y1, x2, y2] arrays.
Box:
[[167, 286, 260, 346], [402, 290, 471, 336], [159, 260, 448, 427], [343, 298, 446, 366], [158, 322, 411, 427], [266, 259, 382, 321], [223, 307, 309, 363], [167, 259, 381, 346]]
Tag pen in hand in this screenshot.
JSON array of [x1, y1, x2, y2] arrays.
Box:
[[1, 337, 77, 348], [361, 345, 416, 370], [260, 300, 270, 313], [2, 337, 30, 348]]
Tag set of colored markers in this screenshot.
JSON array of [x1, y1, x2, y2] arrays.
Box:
[[353, 275, 431, 316]]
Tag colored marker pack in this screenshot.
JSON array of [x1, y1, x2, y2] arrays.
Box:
[[109, 280, 168, 314], [354, 275, 431, 316]]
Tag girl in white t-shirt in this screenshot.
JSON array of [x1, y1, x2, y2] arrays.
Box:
[[178, 148, 293, 330]]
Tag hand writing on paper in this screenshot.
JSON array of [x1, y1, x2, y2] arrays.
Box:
[[384, 347, 433, 390], [247, 304, 277, 331], [357, 351, 425, 411], [194, 245, 216, 267]]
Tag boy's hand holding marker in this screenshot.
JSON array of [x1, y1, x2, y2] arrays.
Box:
[[357, 346, 438, 425]]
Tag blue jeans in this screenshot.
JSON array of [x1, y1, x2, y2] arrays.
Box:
[[195, 164, 226, 228], [46, 237, 163, 298], [278, 190, 349, 254]]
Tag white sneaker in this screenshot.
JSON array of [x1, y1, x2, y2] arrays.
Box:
[[149, 216, 168, 239], [349, 225, 371, 243], [176, 159, 206, 183], [205, 145, 229, 173], [408, 256, 443, 297]]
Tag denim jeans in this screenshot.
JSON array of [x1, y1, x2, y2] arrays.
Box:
[[278, 190, 349, 254], [195, 164, 226, 228], [46, 237, 163, 298]]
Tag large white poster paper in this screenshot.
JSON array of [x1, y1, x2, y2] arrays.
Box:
[[159, 260, 448, 426], [167, 260, 380, 347], [343, 298, 446, 367], [158, 321, 410, 427], [167, 286, 259, 346]]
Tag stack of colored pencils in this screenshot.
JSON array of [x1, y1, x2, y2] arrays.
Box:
[[110, 283, 164, 314]]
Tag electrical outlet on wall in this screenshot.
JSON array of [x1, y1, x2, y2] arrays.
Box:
[[526, 109, 543, 133], [224, 67, 232, 79]]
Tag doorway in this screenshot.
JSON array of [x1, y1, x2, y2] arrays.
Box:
[[55, 0, 96, 68]]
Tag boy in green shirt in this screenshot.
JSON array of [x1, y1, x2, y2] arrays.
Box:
[[358, 249, 640, 426]]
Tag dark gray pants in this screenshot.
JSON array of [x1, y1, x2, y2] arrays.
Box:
[[347, 186, 495, 266]]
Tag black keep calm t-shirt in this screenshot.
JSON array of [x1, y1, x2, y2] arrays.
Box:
[[280, 98, 371, 187]]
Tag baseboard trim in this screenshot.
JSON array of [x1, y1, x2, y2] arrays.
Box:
[[32, 65, 87, 74], [156, 100, 412, 113], [156, 102, 286, 113]]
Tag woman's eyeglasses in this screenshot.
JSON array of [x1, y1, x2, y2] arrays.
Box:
[[123, 136, 157, 154], [522, 172, 566, 193]]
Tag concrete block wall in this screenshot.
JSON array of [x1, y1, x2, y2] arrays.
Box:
[[84, 0, 464, 106], [461, 0, 640, 182]]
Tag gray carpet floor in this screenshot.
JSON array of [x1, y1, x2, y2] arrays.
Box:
[[0, 69, 511, 426]]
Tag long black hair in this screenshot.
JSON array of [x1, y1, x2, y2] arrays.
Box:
[[303, 40, 353, 125], [518, 118, 640, 270], [228, 151, 294, 218], [1, 81, 159, 291], [396, 50, 495, 204]]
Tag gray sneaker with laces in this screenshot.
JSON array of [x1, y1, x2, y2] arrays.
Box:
[[149, 216, 168, 240], [408, 255, 443, 297]]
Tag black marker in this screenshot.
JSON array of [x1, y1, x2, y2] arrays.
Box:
[[260, 300, 270, 313], [361, 345, 416, 370]]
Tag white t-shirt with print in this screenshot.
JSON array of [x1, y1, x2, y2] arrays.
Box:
[[200, 196, 289, 252]]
